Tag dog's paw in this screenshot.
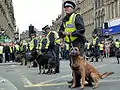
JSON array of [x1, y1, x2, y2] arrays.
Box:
[[79, 87, 84, 90], [38, 72, 41, 74], [70, 84, 76, 88], [47, 72, 51, 75], [92, 86, 98, 89], [80, 86, 84, 90]]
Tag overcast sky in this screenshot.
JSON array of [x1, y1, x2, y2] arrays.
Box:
[[12, 0, 62, 33]]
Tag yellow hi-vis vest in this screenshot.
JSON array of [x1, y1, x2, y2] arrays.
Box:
[[115, 41, 120, 48], [66, 43, 69, 50], [55, 38, 62, 45], [92, 37, 98, 45], [10, 47, 12, 53], [98, 43, 104, 50], [37, 37, 50, 50], [64, 13, 78, 43], [87, 43, 90, 49], [47, 31, 59, 45], [0, 46, 3, 54], [15, 44, 19, 51], [30, 39, 34, 51]]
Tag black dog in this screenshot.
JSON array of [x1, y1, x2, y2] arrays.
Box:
[[36, 51, 56, 74]]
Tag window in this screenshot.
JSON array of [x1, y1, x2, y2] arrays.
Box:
[[108, 4, 110, 19], [111, 3, 114, 19], [98, 0, 100, 7], [101, 0, 104, 6]]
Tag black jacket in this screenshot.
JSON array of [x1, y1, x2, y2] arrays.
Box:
[[59, 13, 86, 44]]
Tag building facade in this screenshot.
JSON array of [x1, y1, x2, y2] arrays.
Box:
[[77, 0, 94, 39], [0, 0, 16, 41]]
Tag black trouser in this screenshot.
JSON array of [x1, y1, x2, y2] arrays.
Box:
[[31, 50, 37, 67], [5, 53, 9, 62], [54, 45, 60, 73], [0, 54, 3, 63]]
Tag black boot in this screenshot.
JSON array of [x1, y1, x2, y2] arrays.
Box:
[[95, 58, 98, 62], [55, 66, 60, 73], [90, 58, 94, 62], [117, 57, 119, 64], [67, 79, 73, 83]]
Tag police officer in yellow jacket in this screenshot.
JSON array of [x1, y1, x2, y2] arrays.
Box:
[[90, 32, 100, 62], [59, 0, 86, 87], [38, 31, 50, 54], [43, 25, 60, 73], [29, 33, 38, 67], [115, 39, 120, 49]]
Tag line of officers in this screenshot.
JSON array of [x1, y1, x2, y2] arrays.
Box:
[[14, 25, 70, 73], [85, 32, 120, 62]]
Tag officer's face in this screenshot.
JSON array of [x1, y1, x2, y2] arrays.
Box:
[[45, 29, 50, 34], [64, 6, 73, 15]]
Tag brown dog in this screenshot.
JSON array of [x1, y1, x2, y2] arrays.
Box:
[[69, 47, 114, 89]]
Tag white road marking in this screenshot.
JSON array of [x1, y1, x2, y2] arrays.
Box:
[[21, 75, 32, 86]]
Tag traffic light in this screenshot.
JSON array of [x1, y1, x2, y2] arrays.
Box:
[[29, 24, 36, 38], [104, 22, 108, 29]]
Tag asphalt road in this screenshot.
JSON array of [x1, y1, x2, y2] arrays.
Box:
[[0, 57, 120, 90]]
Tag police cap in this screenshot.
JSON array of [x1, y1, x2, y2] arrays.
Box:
[[63, 1, 76, 9], [42, 25, 50, 30]]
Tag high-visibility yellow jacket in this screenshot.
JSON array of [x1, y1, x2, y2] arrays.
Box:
[[115, 41, 120, 48], [64, 13, 78, 43], [98, 43, 104, 50], [37, 37, 50, 50], [92, 37, 98, 45], [0, 46, 3, 54]]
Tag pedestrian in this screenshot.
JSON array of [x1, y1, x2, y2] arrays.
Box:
[[59, 0, 86, 87]]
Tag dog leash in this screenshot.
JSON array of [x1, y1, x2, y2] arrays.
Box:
[[68, 35, 74, 48]]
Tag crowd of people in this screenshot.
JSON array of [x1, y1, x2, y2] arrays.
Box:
[[85, 31, 120, 63]]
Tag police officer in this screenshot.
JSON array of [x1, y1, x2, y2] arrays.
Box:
[[115, 39, 120, 50], [90, 32, 99, 62], [14, 43, 20, 62], [38, 31, 50, 54], [43, 25, 60, 73], [59, 0, 86, 87], [0, 43, 3, 63], [29, 33, 38, 67]]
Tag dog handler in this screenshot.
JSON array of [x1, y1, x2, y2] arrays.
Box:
[[58, 0, 86, 87]]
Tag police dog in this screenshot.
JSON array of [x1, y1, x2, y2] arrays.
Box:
[[69, 47, 114, 89], [36, 51, 56, 74]]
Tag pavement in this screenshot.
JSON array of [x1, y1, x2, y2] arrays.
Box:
[[0, 77, 18, 90], [0, 57, 120, 90], [0, 62, 20, 66]]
